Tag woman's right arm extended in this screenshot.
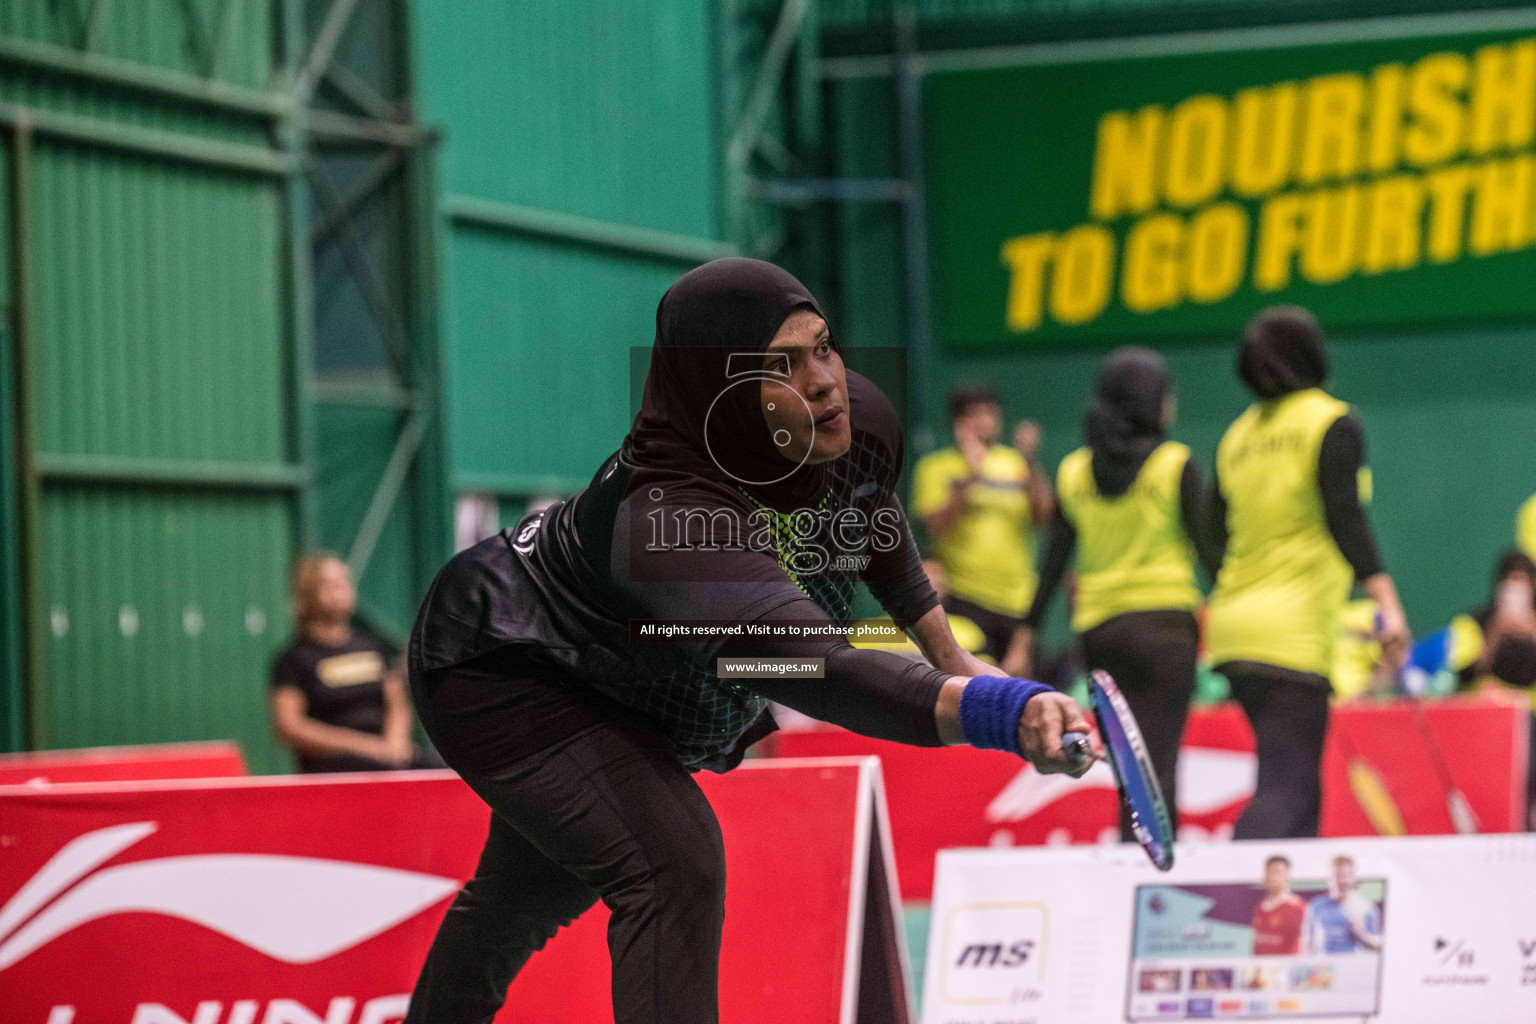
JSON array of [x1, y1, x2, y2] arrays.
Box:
[[722, 602, 1091, 774]]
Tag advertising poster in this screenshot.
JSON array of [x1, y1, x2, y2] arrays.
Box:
[[922, 835, 1536, 1024], [925, 16, 1536, 348]]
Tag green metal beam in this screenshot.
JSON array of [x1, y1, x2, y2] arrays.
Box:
[[324, 62, 400, 122], [310, 149, 405, 245], [347, 403, 431, 581], [305, 157, 412, 381], [726, 0, 812, 173], [0, 103, 290, 176], [298, 0, 366, 104], [306, 108, 424, 148], [282, 0, 318, 551], [443, 193, 736, 265], [0, 32, 287, 118], [36, 452, 308, 490], [312, 376, 417, 410]]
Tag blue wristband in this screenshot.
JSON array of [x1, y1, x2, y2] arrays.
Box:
[[958, 675, 1053, 757]]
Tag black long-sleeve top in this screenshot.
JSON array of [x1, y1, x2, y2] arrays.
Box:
[[411, 373, 951, 771]]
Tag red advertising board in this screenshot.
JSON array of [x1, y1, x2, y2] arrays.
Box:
[[0, 759, 909, 1024], [1320, 692, 1530, 836], [0, 742, 247, 785], [767, 696, 1527, 900]]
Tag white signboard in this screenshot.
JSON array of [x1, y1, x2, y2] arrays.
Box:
[[922, 835, 1536, 1024]]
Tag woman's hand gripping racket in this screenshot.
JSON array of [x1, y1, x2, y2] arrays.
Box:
[[1062, 670, 1176, 871]]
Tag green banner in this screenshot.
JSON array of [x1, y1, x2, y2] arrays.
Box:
[[926, 25, 1536, 348]]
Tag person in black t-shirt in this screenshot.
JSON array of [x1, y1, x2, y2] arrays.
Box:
[[403, 259, 1093, 1024], [269, 552, 430, 773]]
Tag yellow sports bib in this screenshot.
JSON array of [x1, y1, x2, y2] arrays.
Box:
[[912, 445, 1037, 616], [1057, 441, 1201, 632], [1206, 389, 1355, 676]]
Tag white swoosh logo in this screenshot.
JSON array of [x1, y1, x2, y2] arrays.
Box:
[[0, 823, 460, 969], [984, 748, 1257, 823]]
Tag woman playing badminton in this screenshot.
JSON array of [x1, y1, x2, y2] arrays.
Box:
[[1205, 306, 1409, 839], [403, 258, 1090, 1024], [1022, 347, 1220, 842]]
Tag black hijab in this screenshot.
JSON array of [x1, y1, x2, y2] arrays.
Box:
[[1238, 305, 1329, 400], [1085, 346, 1170, 497], [624, 258, 834, 513]]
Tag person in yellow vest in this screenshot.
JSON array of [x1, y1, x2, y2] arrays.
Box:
[[1516, 493, 1536, 562], [1206, 307, 1410, 840], [912, 383, 1054, 674], [1023, 348, 1220, 840]]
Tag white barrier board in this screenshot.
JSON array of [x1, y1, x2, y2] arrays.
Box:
[[922, 835, 1536, 1024]]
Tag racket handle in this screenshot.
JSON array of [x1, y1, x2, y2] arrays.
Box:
[[1062, 731, 1092, 767]]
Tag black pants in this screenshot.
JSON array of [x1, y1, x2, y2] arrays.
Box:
[[406, 651, 726, 1024], [1079, 610, 1198, 843], [1218, 660, 1332, 840], [943, 593, 1027, 665]]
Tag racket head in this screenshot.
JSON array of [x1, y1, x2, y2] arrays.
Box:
[[1088, 669, 1176, 871]]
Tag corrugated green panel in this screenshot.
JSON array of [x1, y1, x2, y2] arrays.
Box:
[[39, 486, 292, 773], [29, 143, 287, 463], [0, 0, 274, 90], [0, 68, 276, 144], [415, 0, 719, 238], [447, 227, 685, 484], [0, 143, 21, 751], [314, 402, 420, 643]]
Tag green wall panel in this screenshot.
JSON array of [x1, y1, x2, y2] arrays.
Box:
[[39, 487, 292, 773], [314, 402, 423, 643], [30, 144, 286, 463], [446, 228, 686, 486], [415, 0, 718, 236], [0, 0, 274, 90], [416, 0, 724, 497]]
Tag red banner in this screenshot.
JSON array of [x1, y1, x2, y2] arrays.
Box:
[[0, 759, 908, 1024], [0, 742, 247, 785], [1320, 692, 1530, 836], [767, 695, 1528, 900]]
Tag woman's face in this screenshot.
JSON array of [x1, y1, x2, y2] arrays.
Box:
[[309, 558, 357, 621], [760, 309, 851, 466]]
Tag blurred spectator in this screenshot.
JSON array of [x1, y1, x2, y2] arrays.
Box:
[[1462, 553, 1536, 829], [1518, 492, 1536, 562], [1205, 307, 1409, 840], [912, 382, 1053, 673], [1459, 550, 1536, 690], [1023, 347, 1218, 842], [269, 552, 437, 772]]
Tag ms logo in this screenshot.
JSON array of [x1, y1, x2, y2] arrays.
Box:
[[938, 903, 1049, 1006], [955, 939, 1035, 968]]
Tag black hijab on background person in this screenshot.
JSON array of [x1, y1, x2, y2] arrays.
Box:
[[624, 258, 835, 513], [1085, 346, 1170, 497], [1238, 305, 1329, 400]]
